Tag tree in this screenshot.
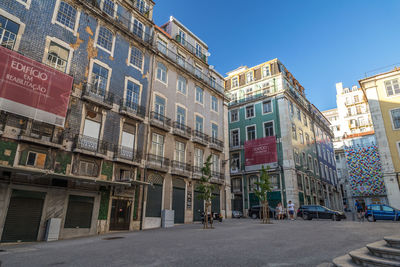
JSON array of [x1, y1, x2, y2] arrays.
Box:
[[254, 165, 273, 224], [197, 154, 215, 229]]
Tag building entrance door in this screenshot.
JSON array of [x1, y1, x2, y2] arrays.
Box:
[[110, 199, 131, 230], [193, 190, 204, 221]]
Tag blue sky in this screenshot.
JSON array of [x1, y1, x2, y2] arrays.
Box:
[[153, 1, 400, 111]]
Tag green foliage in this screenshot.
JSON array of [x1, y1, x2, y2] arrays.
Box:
[[98, 187, 110, 220], [197, 155, 215, 202], [254, 165, 272, 202], [101, 161, 113, 180]]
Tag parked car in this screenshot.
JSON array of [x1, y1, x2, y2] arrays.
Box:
[[365, 204, 400, 222], [248, 205, 286, 219], [232, 210, 243, 218], [297, 205, 346, 221]]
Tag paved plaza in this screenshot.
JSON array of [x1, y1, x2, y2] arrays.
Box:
[[0, 218, 399, 267]]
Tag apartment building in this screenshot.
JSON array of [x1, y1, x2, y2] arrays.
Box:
[[359, 69, 400, 209], [225, 59, 340, 216], [0, 0, 154, 242], [142, 16, 230, 228]]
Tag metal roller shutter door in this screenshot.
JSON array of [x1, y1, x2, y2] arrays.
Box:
[[212, 194, 220, 213], [193, 191, 204, 221], [172, 187, 185, 224], [146, 184, 162, 217]]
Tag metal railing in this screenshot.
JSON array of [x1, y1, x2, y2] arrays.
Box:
[[114, 145, 141, 162], [80, 0, 152, 44], [209, 137, 223, 148], [171, 160, 191, 172], [192, 130, 209, 144], [120, 99, 146, 118], [115, 171, 135, 182], [150, 111, 171, 128], [82, 83, 114, 106], [227, 87, 275, 106], [172, 122, 191, 136], [175, 35, 207, 63], [155, 43, 224, 93], [74, 135, 108, 155], [192, 166, 203, 175], [211, 171, 224, 181], [147, 154, 170, 167]]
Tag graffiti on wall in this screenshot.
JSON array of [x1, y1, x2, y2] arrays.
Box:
[[345, 145, 386, 196]]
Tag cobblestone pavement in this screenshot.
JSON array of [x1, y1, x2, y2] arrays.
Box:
[[0, 218, 399, 267]]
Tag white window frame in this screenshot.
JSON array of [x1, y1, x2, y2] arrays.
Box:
[[389, 108, 400, 130], [175, 103, 187, 125], [314, 159, 319, 175], [127, 44, 144, 72], [308, 155, 313, 172], [99, 0, 118, 18], [230, 128, 240, 147], [0, 9, 26, 51], [263, 120, 274, 137], [262, 99, 273, 114], [245, 124, 257, 141], [131, 17, 144, 40], [42, 36, 74, 74], [156, 61, 168, 85], [194, 113, 204, 133], [232, 77, 239, 88], [51, 0, 80, 36], [153, 92, 167, 116], [88, 59, 112, 93], [123, 76, 142, 108], [15, 0, 32, 9], [174, 141, 186, 163], [262, 65, 270, 77], [384, 78, 400, 97], [230, 108, 239, 123], [211, 122, 218, 139], [211, 95, 218, 113], [246, 71, 253, 83], [176, 74, 187, 96], [195, 86, 204, 105], [94, 24, 116, 57], [245, 105, 255, 119]]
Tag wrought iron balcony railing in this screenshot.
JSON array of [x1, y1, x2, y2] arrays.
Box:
[[192, 130, 209, 144], [175, 35, 207, 63], [82, 83, 114, 107], [150, 111, 171, 129], [74, 135, 108, 155], [209, 137, 223, 149], [147, 154, 170, 168], [171, 160, 191, 172], [114, 145, 141, 162], [172, 122, 191, 137], [119, 99, 146, 118]]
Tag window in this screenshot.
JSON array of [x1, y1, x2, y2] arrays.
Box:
[[195, 115, 203, 132], [297, 108, 301, 121], [97, 26, 113, 53], [45, 41, 69, 72], [120, 126, 135, 158], [314, 159, 319, 175], [132, 19, 143, 39], [231, 129, 240, 147], [0, 15, 20, 50], [390, 109, 400, 129], [302, 152, 306, 167], [245, 105, 255, 119], [154, 95, 165, 116], [289, 101, 294, 116], [78, 160, 97, 177], [305, 133, 310, 145], [246, 72, 253, 83], [262, 65, 270, 77], [82, 118, 100, 151], [297, 174, 303, 191], [303, 113, 308, 126], [156, 62, 167, 83], [210, 76, 216, 88], [129, 45, 143, 69], [249, 176, 258, 191], [55, 1, 77, 31], [176, 106, 186, 125], [246, 125, 256, 141], [195, 43, 202, 57], [262, 100, 272, 114], [211, 154, 220, 173], [26, 151, 46, 168], [151, 133, 164, 157], [354, 95, 359, 103], [385, 79, 400, 96], [194, 148, 203, 167], [175, 141, 185, 163], [195, 66, 202, 78], [292, 123, 297, 140], [177, 75, 187, 94], [125, 80, 140, 109], [135, 0, 148, 14], [232, 77, 239, 88], [178, 30, 186, 44], [294, 149, 299, 165], [101, 0, 116, 18], [382, 206, 394, 212], [196, 86, 203, 104], [299, 129, 304, 144], [91, 62, 109, 96], [231, 153, 240, 172], [232, 178, 241, 192], [264, 121, 274, 137], [308, 155, 313, 171], [211, 96, 218, 112], [64, 195, 94, 229], [212, 123, 218, 139], [157, 39, 167, 54], [230, 109, 239, 122], [177, 53, 185, 67], [325, 166, 329, 180]]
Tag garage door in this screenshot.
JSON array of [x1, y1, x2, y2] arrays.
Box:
[[172, 187, 185, 223], [193, 190, 204, 222], [146, 174, 163, 218], [1, 190, 46, 242]]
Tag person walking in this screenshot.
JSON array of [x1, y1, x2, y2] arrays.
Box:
[[288, 200, 295, 220], [276, 202, 283, 220], [355, 200, 364, 222]]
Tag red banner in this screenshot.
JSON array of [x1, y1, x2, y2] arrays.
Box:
[[0, 46, 73, 127], [244, 136, 277, 167]]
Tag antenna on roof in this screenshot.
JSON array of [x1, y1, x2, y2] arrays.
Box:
[[209, 65, 214, 70], [206, 52, 211, 57]]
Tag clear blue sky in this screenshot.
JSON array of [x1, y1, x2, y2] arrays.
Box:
[[153, 1, 400, 111]]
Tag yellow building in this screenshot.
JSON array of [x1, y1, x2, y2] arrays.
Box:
[[359, 69, 400, 208]]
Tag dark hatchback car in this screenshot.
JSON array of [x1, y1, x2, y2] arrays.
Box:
[[248, 205, 287, 219], [297, 205, 346, 221]]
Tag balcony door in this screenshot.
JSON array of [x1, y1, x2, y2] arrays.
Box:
[[82, 119, 100, 151]]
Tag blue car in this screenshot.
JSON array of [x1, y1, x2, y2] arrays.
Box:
[[365, 204, 400, 222]]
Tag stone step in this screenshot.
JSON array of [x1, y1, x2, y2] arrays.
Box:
[[367, 240, 400, 261], [332, 254, 359, 267], [385, 236, 400, 249], [349, 247, 400, 267]]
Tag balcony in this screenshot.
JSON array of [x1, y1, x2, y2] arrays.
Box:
[[192, 130, 208, 146], [19, 125, 63, 149], [229, 140, 243, 151], [172, 122, 191, 139], [155, 44, 224, 93], [147, 154, 169, 172], [170, 161, 191, 177], [79, 0, 153, 45], [228, 87, 274, 107], [119, 100, 146, 121], [116, 170, 135, 182], [150, 112, 171, 131], [0, 112, 6, 135], [175, 35, 207, 63], [113, 145, 141, 165], [211, 171, 225, 183], [230, 167, 242, 175], [82, 83, 114, 109], [208, 137, 224, 151], [192, 166, 203, 179], [74, 135, 108, 157]]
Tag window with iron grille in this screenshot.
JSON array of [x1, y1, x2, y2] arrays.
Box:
[[56, 1, 77, 30], [97, 26, 113, 52], [129, 45, 143, 69], [0, 15, 19, 50]]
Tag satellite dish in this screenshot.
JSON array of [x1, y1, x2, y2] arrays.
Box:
[[209, 65, 214, 70], [206, 52, 211, 57]]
